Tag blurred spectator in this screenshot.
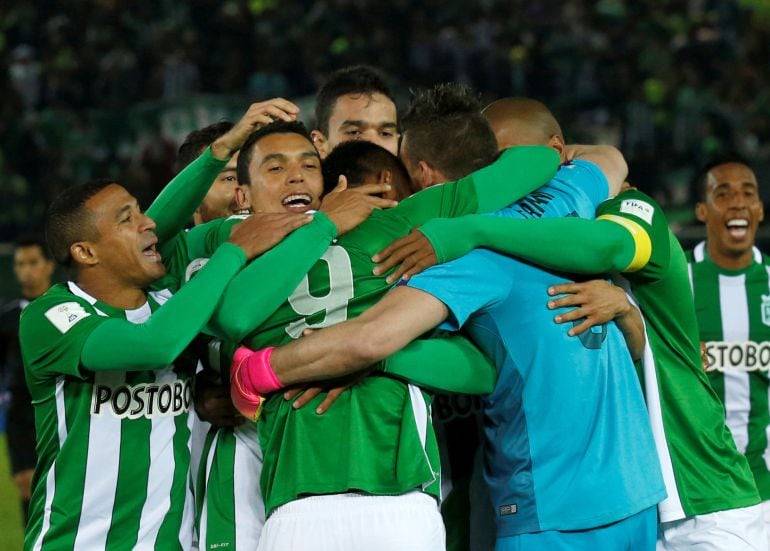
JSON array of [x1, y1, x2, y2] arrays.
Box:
[[2, 0, 770, 242]]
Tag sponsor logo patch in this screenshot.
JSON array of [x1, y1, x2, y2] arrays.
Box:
[[619, 199, 654, 225], [704, 341, 770, 372], [44, 302, 91, 334], [91, 378, 193, 419], [499, 503, 518, 516]]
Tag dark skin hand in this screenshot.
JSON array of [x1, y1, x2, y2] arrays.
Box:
[[195, 380, 246, 427]]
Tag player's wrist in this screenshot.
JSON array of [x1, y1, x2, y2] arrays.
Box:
[[232, 346, 284, 394]]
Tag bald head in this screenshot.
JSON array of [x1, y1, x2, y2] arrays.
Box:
[[482, 98, 563, 152]]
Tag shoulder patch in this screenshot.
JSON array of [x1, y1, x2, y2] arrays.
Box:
[[44, 302, 92, 334], [619, 198, 654, 225]]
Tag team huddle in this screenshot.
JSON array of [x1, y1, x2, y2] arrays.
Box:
[[16, 66, 770, 550]]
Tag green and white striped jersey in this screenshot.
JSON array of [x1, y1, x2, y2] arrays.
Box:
[[20, 282, 197, 551], [688, 241, 770, 499], [597, 191, 758, 521]]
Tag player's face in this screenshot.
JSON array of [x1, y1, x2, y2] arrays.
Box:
[[13, 245, 54, 294], [321, 93, 398, 157], [195, 152, 242, 225], [697, 163, 764, 258], [246, 133, 324, 213], [85, 184, 166, 286]]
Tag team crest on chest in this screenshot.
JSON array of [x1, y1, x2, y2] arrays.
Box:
[[761, 294, 770, 327]]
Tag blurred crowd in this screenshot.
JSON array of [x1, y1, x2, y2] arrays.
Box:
[[2, 0, 770, 239]]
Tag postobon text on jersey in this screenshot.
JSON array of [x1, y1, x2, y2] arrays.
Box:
[[90, 378, 193, 419], [705, 340, 770, 372]]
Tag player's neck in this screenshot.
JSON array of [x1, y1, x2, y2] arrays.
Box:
[[707, 241, 754, 271], [75, 274, 148, 310]]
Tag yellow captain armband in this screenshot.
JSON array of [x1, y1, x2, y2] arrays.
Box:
[[597, 214, 652, 272]]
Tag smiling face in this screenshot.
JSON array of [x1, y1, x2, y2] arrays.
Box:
[[316, 92, 398, 158], [245, 133, 324, 213], [81, 184, 166, 287], [696, 162, 764, 268]]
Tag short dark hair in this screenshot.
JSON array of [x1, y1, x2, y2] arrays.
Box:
[[315, 65, 395, 135], [401, 83, 498, 181], [176, 121, 234, 172], [14, 235, 51, 260], [45, 179, 115, 267], [236, 120, 313, 186], [692, 152, 753, 202], [322, 140, 417, 199]]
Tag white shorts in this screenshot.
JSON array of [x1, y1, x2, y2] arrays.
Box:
[[257, 491, 446, 551], [762, 500, 770, 548], [657, 503, 768, 550]]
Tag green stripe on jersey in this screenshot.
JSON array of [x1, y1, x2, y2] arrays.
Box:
[[689, 242, 770, 499]]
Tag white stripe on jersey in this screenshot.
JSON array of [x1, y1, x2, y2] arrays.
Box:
[[407, 384, 440, 495], [234, 423, 265, 547], [74, 371, 124, 550], [693, 241, 706, 263], [180, 395, 196, 550], [614, 277, 685, 521], [720, 274, 751, 454], [33, 378, 69, 551], [137, 368, 179, 548], [198, 431, 220, 548]]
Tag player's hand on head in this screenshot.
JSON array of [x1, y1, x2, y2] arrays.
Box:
[[194, 382, 246, 428], [211, 98, 300, 158], [547, 279, 630, 336], [372, 228, 438, 284], [320, 175, 398, 236], [228, 212, 312, 260]]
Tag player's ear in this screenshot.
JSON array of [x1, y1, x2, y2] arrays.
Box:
[[418, 161, 436, 188], [548, 134, 566, 162], [234, 186, 251, 211], [759, 202, 765, 223], [378, 170, 392, 186], [695, 202, 707, 223], [70, 241, 98, 267], [310, 130, 329, 159]]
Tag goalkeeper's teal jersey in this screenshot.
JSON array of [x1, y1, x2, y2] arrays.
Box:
[[20, 283, 197, 551]]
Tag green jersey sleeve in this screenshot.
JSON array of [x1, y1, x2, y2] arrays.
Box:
[[147, 146, 229, 245], [381, 334, 497, 394], [394, 146, 559, 226], [595, 189, 671, 282], [182, 215, 246, 260], [19, 288, 108, 384], [208, 212, 339, 341], [80, 243, 246, 372]]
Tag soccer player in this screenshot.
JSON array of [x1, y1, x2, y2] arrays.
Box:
[[688, 157, 770, 543], [18, 104, 310, 551], [371, 97, 766, 549], [232, 118, 664, 551], [0, 237, 54, 524], [310, 65, 399, 158], [177, 121, 247, 225], [188, 92, 562, 548]]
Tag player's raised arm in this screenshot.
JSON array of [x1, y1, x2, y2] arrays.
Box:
[[148, 98, 300, 243]]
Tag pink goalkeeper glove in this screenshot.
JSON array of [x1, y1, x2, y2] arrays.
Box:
[[230, 346, 284, 421]]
